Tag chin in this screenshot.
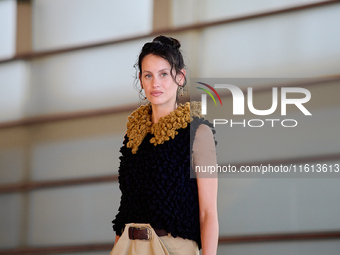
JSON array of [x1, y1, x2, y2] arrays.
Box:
[[149, 100, 166, 106], [149, 98, 174, 107]]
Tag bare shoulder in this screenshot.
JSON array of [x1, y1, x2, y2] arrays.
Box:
[[194, 124, 215, 150], [195, 123, 214, 137]]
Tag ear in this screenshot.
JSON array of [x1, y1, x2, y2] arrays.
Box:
[[177, 69, 186, 86]]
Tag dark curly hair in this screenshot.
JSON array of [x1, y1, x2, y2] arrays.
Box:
[[134, 35, 187, 101]]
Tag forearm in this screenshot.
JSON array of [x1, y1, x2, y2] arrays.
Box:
[[200, 212, 219, 255]]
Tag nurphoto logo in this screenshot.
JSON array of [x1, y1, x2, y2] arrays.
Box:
[[196, 82, 312, 128]]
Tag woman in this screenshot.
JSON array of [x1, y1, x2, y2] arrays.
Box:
[[111, 35, 218, 255]]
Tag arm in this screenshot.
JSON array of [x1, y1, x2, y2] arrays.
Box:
[[114, 235, 120, 245], [193, 124, 219, 255]]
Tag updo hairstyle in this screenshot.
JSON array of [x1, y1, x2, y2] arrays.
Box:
[[135, 35, 187, 101]]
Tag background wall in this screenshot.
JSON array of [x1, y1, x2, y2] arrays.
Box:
[[1, 0, 340, 254]]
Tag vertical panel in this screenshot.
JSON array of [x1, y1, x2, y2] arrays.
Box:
[[0, 0, 16, 59], [0, 126, 30, 185], [199, 5, 340, 77], [200, 0, 329, 22], [0, 194, 22, 248], [0, 148, 25, 184], [31, 135, 123, 180], [28, 38, 151, 116], [172, 0, 329, 26], [172, 0, 201, 27], [16, 0, 32, 55], [153, 0, 172, 30], [0, 61, 29, 122], [32, 0, 153, 51], [218, 176, 340, 236], [296, 176, 340, 231], [28, 183, 120, 245]]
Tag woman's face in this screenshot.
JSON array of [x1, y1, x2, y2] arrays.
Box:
[[140, 54, 184, 108]]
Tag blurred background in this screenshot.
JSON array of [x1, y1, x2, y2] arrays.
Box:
[[1, 0, 340, 254]]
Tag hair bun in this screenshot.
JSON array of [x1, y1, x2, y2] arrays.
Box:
[[153, 35, 181, 50]]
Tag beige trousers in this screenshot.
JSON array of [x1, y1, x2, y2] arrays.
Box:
[[109, 223, 199, 255]]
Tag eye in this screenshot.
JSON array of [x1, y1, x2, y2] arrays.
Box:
[[145, 74, 152, 79], [161, 72, 168, 77]]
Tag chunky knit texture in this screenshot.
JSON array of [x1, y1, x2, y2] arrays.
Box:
[[112, 102, 216, 249], [126, 102, 203, 154]]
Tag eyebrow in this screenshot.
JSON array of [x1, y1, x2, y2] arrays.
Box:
[[142, 68, 170, 73]]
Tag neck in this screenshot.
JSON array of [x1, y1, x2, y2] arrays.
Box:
[[151, 102, 177, 124]]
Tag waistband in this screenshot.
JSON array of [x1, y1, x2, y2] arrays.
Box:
[[123, 223, 169, 240]]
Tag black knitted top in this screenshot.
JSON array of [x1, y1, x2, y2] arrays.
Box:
[[112, 102, 216, 249]]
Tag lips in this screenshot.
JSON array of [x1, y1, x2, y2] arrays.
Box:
[[150, 91, 163, 97]]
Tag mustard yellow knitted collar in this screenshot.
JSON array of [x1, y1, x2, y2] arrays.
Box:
[[126, 101, 202, 154]]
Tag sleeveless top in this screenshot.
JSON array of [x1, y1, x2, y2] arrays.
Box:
[[112, 102, 216, 249]]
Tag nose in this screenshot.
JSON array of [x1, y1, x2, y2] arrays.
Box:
[[151, 76, 160, 88]]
